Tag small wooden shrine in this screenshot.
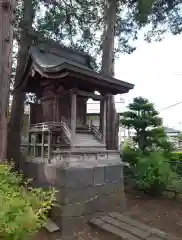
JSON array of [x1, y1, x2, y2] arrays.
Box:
[[16, 40, 134, 237], [16, 40, 134, 166]]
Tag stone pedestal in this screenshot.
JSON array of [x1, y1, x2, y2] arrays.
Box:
[[20, 158, 126, 238]]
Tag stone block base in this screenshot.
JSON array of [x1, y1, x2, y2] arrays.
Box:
[[51, 182, 125, 237], [20, 160, 126, 238]]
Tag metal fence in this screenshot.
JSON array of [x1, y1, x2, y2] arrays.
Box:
[[168, 161, 182, 176]]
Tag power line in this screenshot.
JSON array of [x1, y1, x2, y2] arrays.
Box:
[[87, 101, 124, 104], [159, 101, 182, 112], [88, 100, 182, 113]]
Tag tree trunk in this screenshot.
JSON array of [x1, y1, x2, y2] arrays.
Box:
[[102, 0, 118, 150], [7, 0, 33, 165], [0, 0, 16, 161]]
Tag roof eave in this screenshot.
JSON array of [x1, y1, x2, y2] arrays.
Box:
[[32, 62, 134, 94]]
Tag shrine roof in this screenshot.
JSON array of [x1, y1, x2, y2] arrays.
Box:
[[15, 40, 134, 94], [30, 41, 95, 72]]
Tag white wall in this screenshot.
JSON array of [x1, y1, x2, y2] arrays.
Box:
[[87, 95, 126, 114]]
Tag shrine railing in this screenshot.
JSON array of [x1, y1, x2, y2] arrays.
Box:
[[29, 120, 72, 146], [90, 125, 102, 142], [60, 118, 72, 145], [29, 121, 62, 132]]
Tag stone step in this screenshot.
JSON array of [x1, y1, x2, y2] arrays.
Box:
[[75, 137, 98, 141], [60, 130, 104, 148], [74, 145, 105, 148], [76, 129, 91, 134], [75, 141, 102, 145], [75, 134, 100, 140], [52, 149, 115, 154], [75, 135, 103, 146]]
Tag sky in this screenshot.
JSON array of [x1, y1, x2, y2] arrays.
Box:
[[114, 32, 182, 130]]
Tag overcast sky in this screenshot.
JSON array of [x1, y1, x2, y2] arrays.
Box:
[[114, 32, 182, 130]]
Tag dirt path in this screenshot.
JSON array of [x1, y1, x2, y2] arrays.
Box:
[[34, 225, 111, 240], [34, 191, 182, 239], [125, 192, 182, 238]]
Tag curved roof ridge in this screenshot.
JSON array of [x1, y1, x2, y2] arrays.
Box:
[[31, 39, 94, 64], [33, 39, 90, 56]]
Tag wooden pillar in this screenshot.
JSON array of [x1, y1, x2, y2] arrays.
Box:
[[83, 97, 88, 125], [33, 134, 37, 157], [53, 95, 59, 122], [28, 132, 31, 156], [48, 131, 52, 163], [100, 98, 107, 144], [115, 113, 119, 150], [56, 96, 60, 122], [71, 92, 77, 145], [41, 131, 44, 159], [100, 99, 103, 131]]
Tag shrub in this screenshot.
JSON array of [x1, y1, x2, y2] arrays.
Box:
[[177, 151, 182, 159], [0, 163, 56, 240], [134, 152, 174, 196], [121, 140, 142, 166], [170, 151, 182, 161], [121, 141, 143, 179], [170, 152, 182, 175]]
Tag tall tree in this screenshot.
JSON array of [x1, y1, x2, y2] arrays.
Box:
[[101, 0, 137, 150], [0, 0, 16, 161], [7, 0, 35, 164], [101, 0, 118, 150]]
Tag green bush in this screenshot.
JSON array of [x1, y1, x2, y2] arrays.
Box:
[[171, 152, 182, 161], [170, 152, 182, 175], [0, 163, 56, 240], [121, 140, 142, 166], [121, 141, 142, 178], [134, 152, 174, 196]]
